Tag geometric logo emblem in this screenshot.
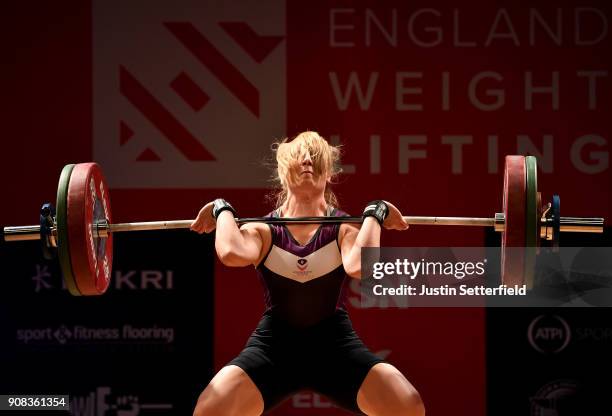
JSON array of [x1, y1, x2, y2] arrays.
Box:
[[93, 0, 286, 188]]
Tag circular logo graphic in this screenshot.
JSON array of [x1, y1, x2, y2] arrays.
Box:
[[530, 380, 578, 416], [527, 315, 571, 354]]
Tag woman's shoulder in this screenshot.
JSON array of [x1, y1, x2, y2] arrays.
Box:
[[239, 211, 276, 236], [332, 207, 351, 217], [333, 207, 359, 240]]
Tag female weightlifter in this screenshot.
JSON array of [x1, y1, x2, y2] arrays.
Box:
[[190, 131, 425, 416]]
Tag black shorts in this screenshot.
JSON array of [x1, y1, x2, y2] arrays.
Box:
[[227, 309, 385, 414]]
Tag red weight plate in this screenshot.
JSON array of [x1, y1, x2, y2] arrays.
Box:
[[501, 156, 526, 287], [66, 163, 113, 295]]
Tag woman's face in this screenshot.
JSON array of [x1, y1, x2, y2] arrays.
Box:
[[286, 147, 329, 195]]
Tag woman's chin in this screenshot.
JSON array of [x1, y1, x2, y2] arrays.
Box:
[[289, 182, 326, 195]]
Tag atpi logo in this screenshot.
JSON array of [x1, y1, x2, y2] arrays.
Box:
[[297, 258, 308, 271], [527, 315, 571, 354]]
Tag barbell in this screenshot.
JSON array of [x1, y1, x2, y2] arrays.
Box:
[[2, 156, 604, 296]]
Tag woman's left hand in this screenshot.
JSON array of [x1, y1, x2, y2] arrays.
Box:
[[382, 201, 409, 231]]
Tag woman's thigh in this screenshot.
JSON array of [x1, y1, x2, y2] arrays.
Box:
[[193, 365, 264, 416], [356, 363, 425, 416]]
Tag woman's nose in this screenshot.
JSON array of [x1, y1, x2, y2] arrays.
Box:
[[302, 151, 313, 165]]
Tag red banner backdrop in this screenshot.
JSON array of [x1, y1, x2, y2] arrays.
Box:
[[1, 1, 610, 415]]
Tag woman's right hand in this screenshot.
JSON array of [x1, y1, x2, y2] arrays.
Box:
[[190, 201, 216, 234], [382, 201, 409, 231]]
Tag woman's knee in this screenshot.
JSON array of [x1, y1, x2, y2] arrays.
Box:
[[192, 393, 219, 416], [373, 379, 424, 416], [193, 385, 258, 416], [396, 387, 425, 416], [193, 386, 231, 416]]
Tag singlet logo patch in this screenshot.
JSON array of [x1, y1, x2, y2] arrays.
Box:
[[297, 258, 308, 271], [293, 258, 311, 277]]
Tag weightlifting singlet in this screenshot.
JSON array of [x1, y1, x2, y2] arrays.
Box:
[[227, 208, 384, 414]]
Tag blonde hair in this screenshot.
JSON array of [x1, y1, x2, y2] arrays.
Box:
[[270, 131, 342, 208]]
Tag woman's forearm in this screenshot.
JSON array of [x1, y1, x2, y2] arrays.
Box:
[[354, 216, 382, 248], [215, 211, 247, 261], [344, 217, 381, 277]]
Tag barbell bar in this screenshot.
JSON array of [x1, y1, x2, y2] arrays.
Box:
[[1, 156, 605, 296], [3, 214, 603, 241]]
